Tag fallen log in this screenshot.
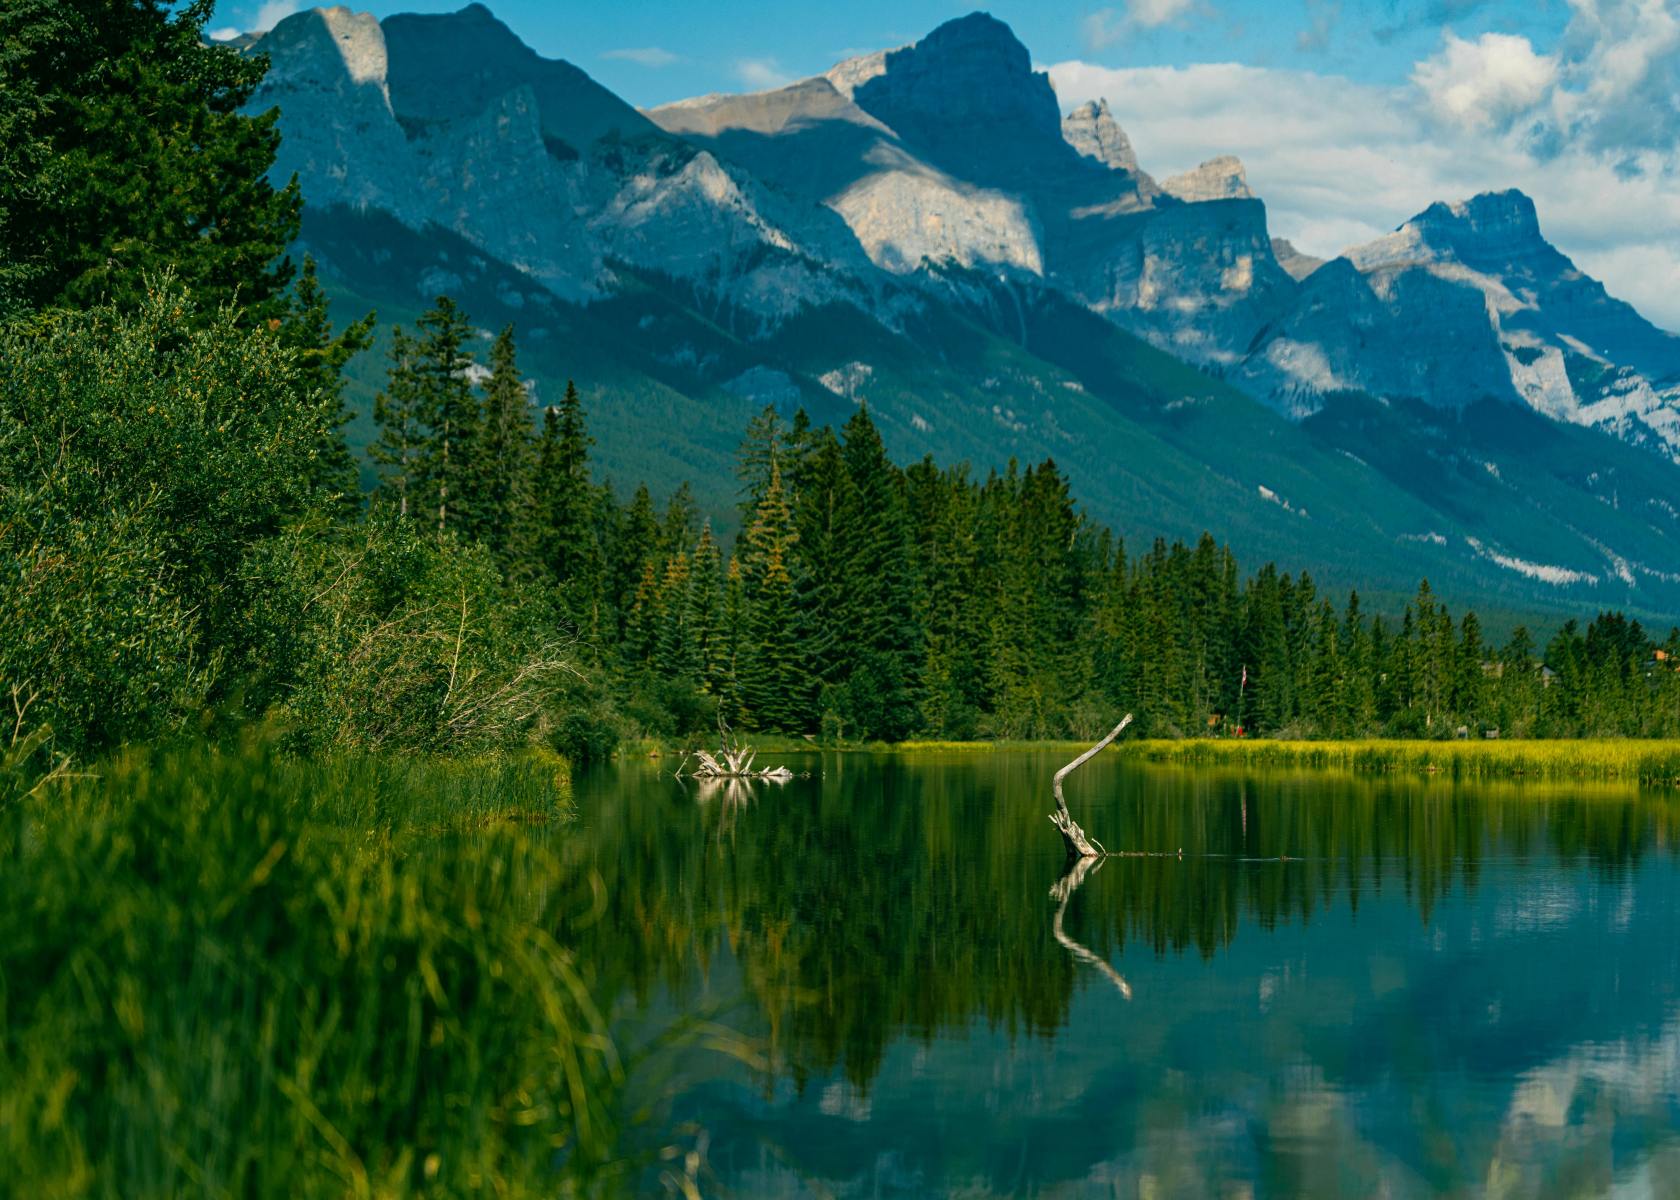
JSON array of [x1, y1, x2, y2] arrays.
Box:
[[1048, 714, 1133, 859]]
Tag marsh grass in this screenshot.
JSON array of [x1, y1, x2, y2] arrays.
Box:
[[0, 734, 695, 1198], [1115, 738, 1680, 787], [701, 734, 1680, 788]]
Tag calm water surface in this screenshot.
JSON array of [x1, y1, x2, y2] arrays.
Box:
[[567, 751, 1680, 1198]]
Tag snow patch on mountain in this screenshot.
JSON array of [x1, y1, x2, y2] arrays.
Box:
[[1466, 538, 1597, 587], [1257, 485, 1307, 517]]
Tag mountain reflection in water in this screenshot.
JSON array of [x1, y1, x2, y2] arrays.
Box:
[[567, 751, 1680, 1197]]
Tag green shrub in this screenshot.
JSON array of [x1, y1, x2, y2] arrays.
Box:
[[1, 490, 208, 753], [0, 282, 327, 757], [242, 513, 579, 755], [553, 708, 621, 766]]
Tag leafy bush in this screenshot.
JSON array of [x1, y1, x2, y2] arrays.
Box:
[[0, 282, 327, 756], [553, 707, 622, 766], [243, 512, 579, 754], [1, 489, 208, 753]]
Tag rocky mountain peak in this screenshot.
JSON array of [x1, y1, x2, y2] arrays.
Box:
[[260, 7, 388, 90], [380, 4, 656, 147], [1413, 189, 1541, 242], [1162, 156, 1252, 203], [1061, 98, 1140, 174], [1270, 238, 1325, 281], [846, 12, 1074, 185]]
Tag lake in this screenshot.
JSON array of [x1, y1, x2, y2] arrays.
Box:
[[567, 749, 1680, 1198]]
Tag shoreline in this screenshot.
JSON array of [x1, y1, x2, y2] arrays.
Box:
[[634, 736, 1680, 787]]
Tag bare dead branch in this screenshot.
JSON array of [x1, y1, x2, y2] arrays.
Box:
[[1049, 714, 1132, 859]]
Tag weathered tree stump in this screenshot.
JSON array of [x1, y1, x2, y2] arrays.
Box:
[[675, 719, 793, 782], [1048, 714, 1132, 859]]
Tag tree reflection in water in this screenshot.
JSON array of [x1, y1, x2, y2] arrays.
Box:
[[564, 752, 1680, 1194]]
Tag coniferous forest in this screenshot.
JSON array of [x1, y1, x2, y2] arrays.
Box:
[[360, 308, 1680, 749]]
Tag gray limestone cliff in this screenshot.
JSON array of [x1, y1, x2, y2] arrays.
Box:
[[1062, 99, 1142, 175], [1162, 156, 1252, 203]]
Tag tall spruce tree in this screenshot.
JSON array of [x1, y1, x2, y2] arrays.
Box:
[[688, 523, 725, 696], [279, 255, 374, 514], [475, 325, 534, 561], [833, 407, 921, 740], [370, 327, 424, 518], [411, 296, 480, 537], [0, 0, 300, 318], [533, 380, 595, 584], [739, 460, 804, 732], [607, 483, 660, 645]]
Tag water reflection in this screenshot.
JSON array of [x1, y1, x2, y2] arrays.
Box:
[[567, 753, 1680, 1196], [1051, 856, 1131, 1000]]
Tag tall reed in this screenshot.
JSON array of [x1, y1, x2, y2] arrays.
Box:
[[0, 735, 672, 1198]]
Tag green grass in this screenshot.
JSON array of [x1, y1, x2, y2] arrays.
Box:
[[1114, 738, 1680, 787], [643, 733, 1680, 788], [0, 734, 698, 1199]]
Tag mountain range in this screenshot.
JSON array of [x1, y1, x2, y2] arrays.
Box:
[[245, 4, 1680, 621]]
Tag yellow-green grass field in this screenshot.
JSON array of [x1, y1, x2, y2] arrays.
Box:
[[636, 735, 1680, 787], [1115, 738, 1680, 787]]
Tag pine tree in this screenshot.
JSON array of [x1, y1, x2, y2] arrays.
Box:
[[411, 296, 480, 537], [1454, 611, 1486, 728], [607, 483, 660, 645], [789, 427, 850, 723], [533, 380, 595, 587], [659, 483, 699, 563], [907, 459, 987, 737], [475, 325, 535, 561], [369, 327, 423, 518], [1, 0, 301, 318], [688, 523, 725, 695], [279, 255, 374, 514], [625, 559, 662, 671], [718, 557, 748, 722], [1341, 592, 1377, 734], [736, 404, 787, 530], [832, 407, 921, 740], [738, 460, 804, 731], [654, 552, 693, 679]]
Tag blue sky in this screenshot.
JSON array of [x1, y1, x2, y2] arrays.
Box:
[[216, 1, 1679, 330], [218, 0, 1575, 106]]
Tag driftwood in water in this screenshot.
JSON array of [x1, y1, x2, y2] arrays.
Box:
[[1050, 855, 1132, 1000], [1049, 713, 1133, 859], [676, 720, 793, 782]]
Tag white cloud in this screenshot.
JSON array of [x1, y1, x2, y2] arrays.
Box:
[[1083, 0, 1197, 50], [601, 46, 680, 68], [251, 0, 301, 33], [207, 26, 242, 42], [1412, 32, 1557, 132], [734, 57, 793, 90], [1046, 54, 1680, 332], [1550, 0, 1680, 160]]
